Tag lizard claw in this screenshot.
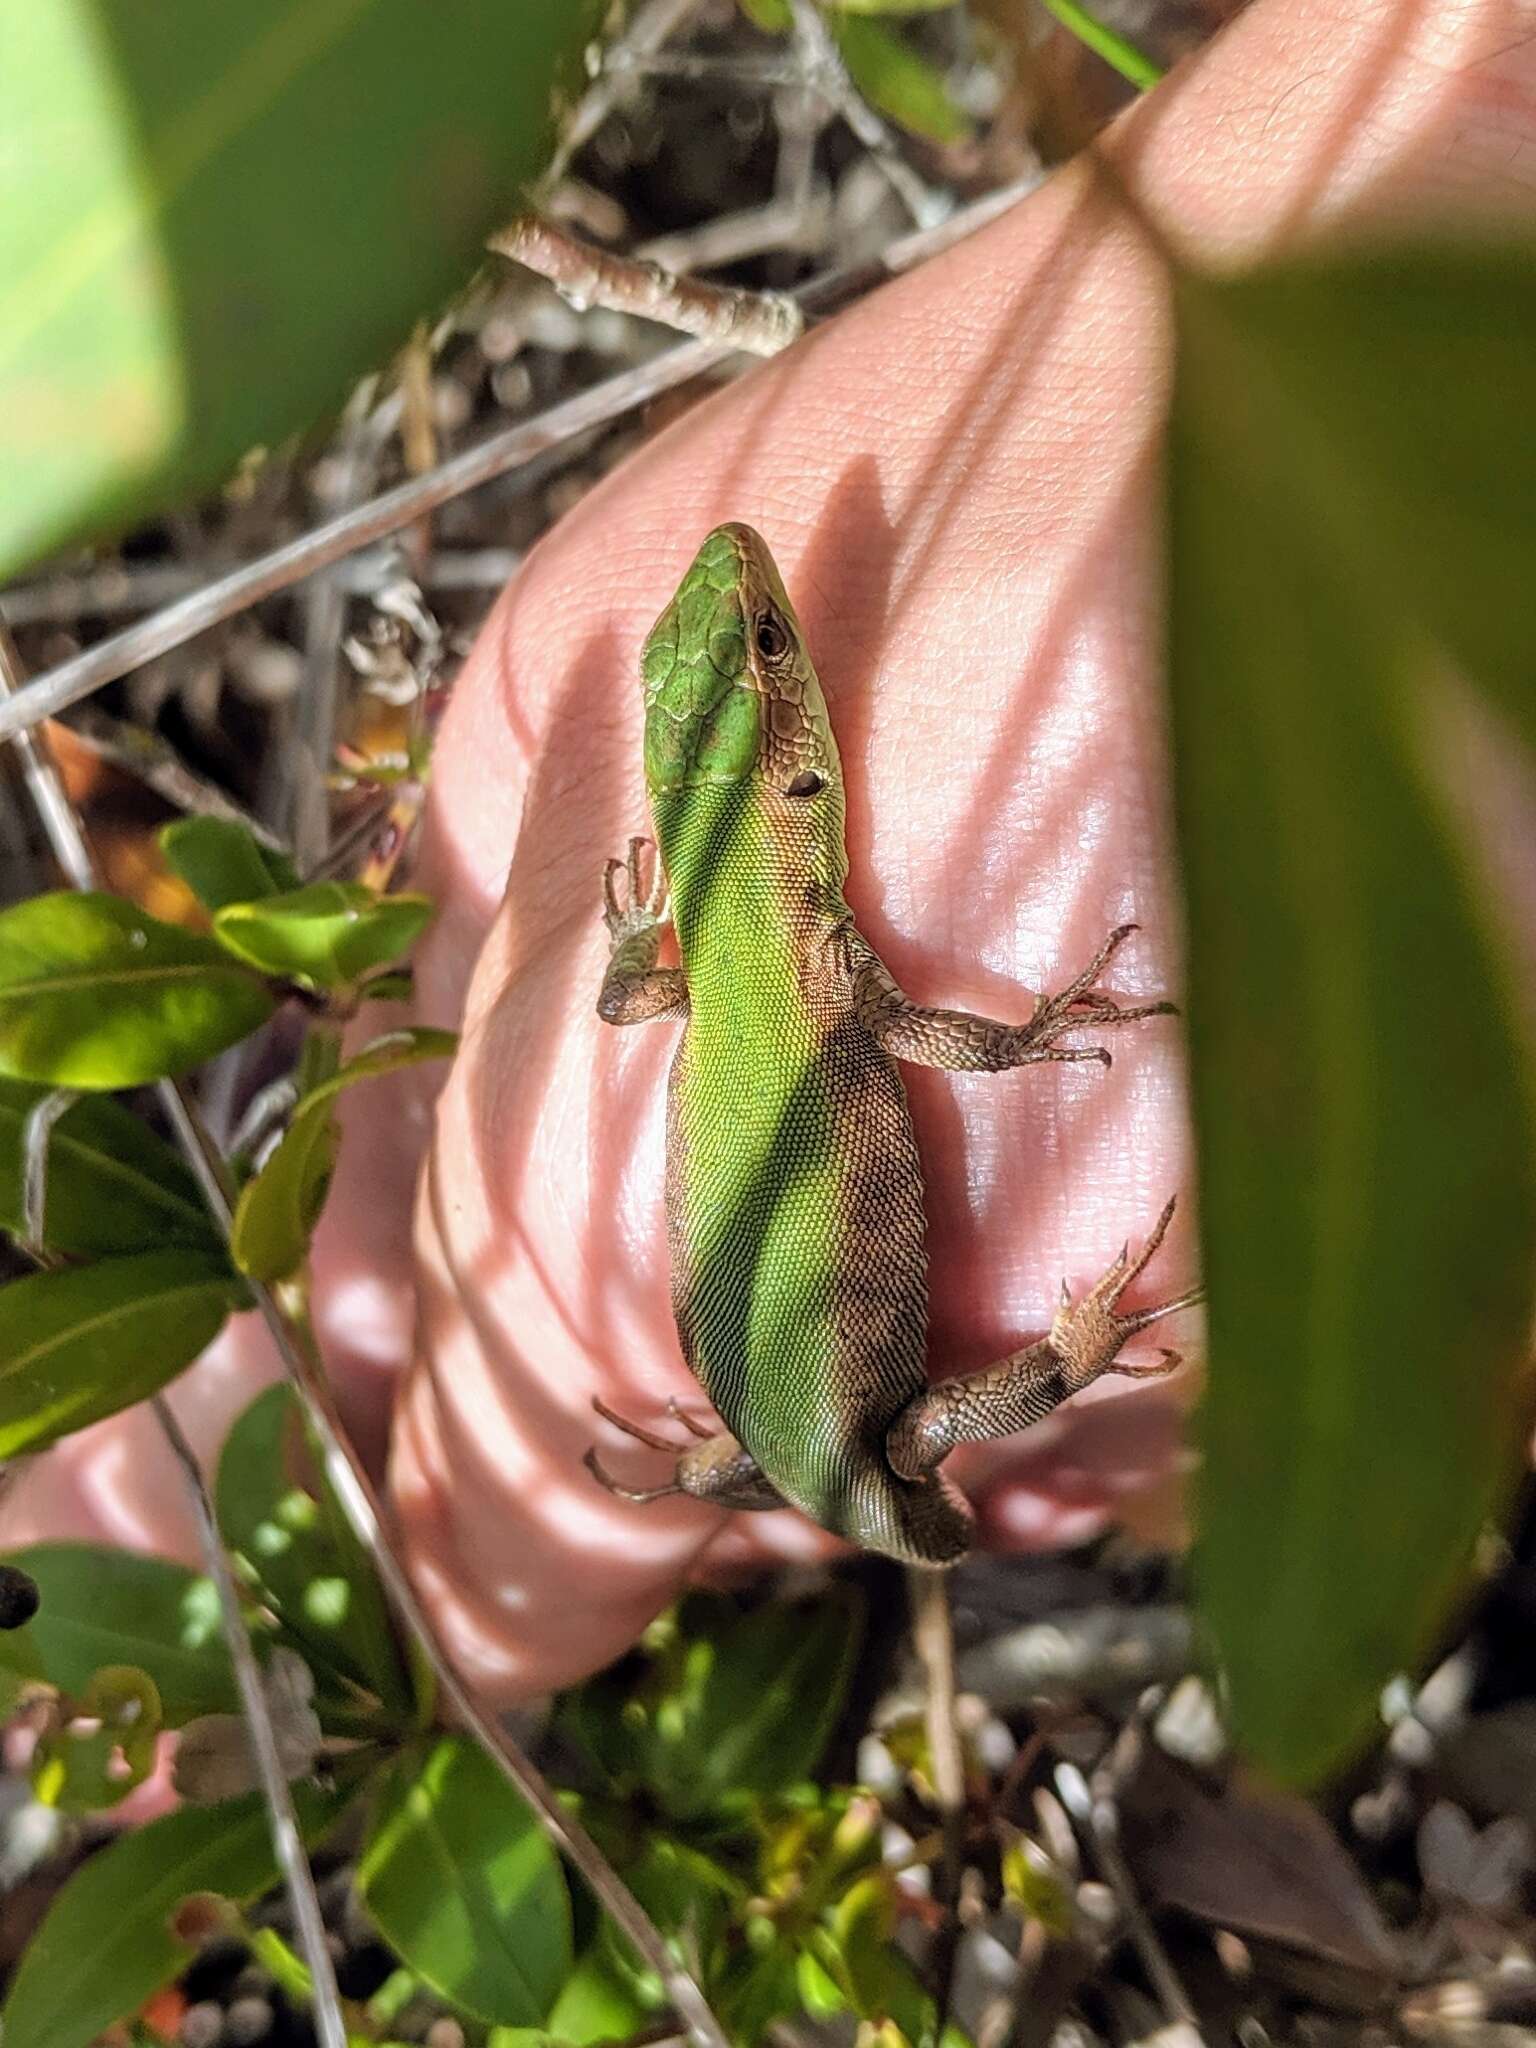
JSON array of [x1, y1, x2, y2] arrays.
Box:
[[583, 1446, 683, 1505], [1049, 1197, 1202, 1393], [601, 838, 670, 942]]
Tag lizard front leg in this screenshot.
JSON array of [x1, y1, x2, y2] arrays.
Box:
[[596, 836, 689, 1024], [845, 922, 1170, 1071], [585, 1398, 787, 1512], [887, 1199, 1201, 1479]]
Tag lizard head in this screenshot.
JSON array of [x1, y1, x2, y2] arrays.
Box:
[[640, 523, 843, 813]]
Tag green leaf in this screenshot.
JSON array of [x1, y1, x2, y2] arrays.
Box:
[[216, 1385, 410, 1720], [359, 1734, 572, 2026], [231, 1027, 456, 1283], [1174, 247, 1536, 761], [0, 1543, 234, 1724], [828, 1873, 898, 2020], [160, 818, 300, 913], [0, 1079, 221, 1255], [830, 17, 972, 143], [542, 1950, 649, 2047], [0, 1251, 242, 1459], [1038, 0, 1163, 90], [0, 1776, 356, 2048], [736, 0, 792, 25], [1169, 245, 1536, 1782], [0, 893, 275, 1087], [214, 884, 433, 988], [0, 2, 601, 578], [32, 1664, 163, 1812]]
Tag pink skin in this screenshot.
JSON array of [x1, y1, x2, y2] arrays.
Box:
[[6, 0, 1535, 1702]]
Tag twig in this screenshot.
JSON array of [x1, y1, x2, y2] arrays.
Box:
[[0, 173, 1039, 750], [908, 1567, 966, 2035], [786, 0, 947, 229], [287, 402, 379, 869], [20, 1089, 78, 1255], [490, 214, 803, 357], [153, 1395, 348, 2048], [62, 708, 290, 848], [1052, 1760, 1204, 2036], [605, 47, 802, 89], [638, 194, 832, 274], [0, 628, 350, 2048], [540, 0, 708, 189], [1, 549, 521, 626]]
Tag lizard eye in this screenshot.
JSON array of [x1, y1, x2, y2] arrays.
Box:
[[785, 771, 823, 798], [754, 612, 790, 661]]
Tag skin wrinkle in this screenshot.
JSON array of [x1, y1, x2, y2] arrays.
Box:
[[4, 0, 1536, 1695]]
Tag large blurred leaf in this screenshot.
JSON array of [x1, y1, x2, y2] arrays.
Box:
[[359, 1733, 572, 2025], [0, 1250, 242, 1458], [0, 1775, 358, 2048], [231, 1025, 456, 1283], [1175, 247, 1536, 759], [1168, 244, 1536, 1783], [0, 3, 599, 576], [0, 1542, 233, 1723], [0, 1079, 220, 1255], [214, 883, 433, 989], [217, 1383, 410, 1719], [0, 893, 274, 1087]]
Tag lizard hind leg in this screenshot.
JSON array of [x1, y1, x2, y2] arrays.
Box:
[[887, 1197, 1201, 1481], [584, 1399, 787, 1513]]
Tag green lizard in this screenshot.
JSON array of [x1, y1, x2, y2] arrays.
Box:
[[588, 523, 1198, 1564]]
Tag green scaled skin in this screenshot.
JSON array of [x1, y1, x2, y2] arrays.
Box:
[[591, 523, 1199, 1565]]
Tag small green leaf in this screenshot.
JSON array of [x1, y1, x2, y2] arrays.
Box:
[[543, 1951, 649, 2047], [231, 1093, 337, 1284], [249, 1926, 316, 2004], [160, 818, 300, 913], [0, 1251, 242, 1459], [736, 0, 791, 26], [217, 1385, 410, 1719], [359, 1734, 572, 2025], [32, 1664, 163, 1812], [830, 16, 972, 143], [0, 1776, 357, 2048], [828, 1873, 898, 2020], [213, 884, 433, 988], [0, 1543, 235, 1723], [358, 970, 415, 1004], [231, 1027, 456, 1283], [0, 893, 275, 1087], [1169, 245, 1536, 1781], [0, 1079, 221, 1255]]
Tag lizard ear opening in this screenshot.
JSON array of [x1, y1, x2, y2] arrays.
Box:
[[784, 771, 823, 798]]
